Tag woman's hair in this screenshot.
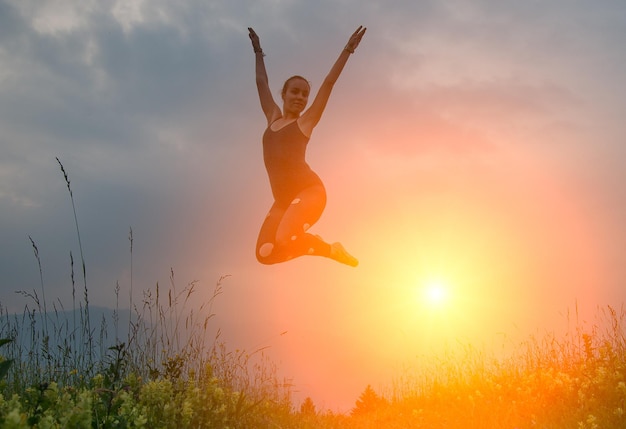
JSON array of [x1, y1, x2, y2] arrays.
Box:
[[281, 75, 310, 97]]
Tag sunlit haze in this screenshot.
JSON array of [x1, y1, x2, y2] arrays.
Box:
[[1, 0, 626, 412]]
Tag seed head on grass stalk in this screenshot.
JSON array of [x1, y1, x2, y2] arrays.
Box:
[[27, 236, 48, 342], [128, 227, 134, 348], [56, 157, 92, 367]]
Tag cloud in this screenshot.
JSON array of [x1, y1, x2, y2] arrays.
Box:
[[1, 0, 624, 288]]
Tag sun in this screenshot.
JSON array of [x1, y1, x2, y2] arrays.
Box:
[[421, 279, 449, 307]]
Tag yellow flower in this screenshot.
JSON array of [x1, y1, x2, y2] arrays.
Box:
[[586, 414, 598, 429]]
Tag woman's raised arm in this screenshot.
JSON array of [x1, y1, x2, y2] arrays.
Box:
[[299, 26, 366, 136], [248, 27, 281, 124]]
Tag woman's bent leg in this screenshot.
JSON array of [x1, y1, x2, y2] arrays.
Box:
[[256, 202, 287, 264], [274, 185, 331, 259], [256, 186, 330, 264], [256, 185, 357, 266]]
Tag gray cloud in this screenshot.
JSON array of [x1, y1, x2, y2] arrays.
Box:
[[1, 0, 624, 307]]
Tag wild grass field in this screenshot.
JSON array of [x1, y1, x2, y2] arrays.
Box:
[[1, 161, 625, 428], [3, 283, 626, 429]]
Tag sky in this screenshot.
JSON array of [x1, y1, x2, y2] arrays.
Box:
[[2, 0, 626, 412]]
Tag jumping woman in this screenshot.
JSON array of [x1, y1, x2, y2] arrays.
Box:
[[249, 26, 365, 267]]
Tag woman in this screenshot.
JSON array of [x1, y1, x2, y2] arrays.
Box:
[[249, 26, 365, 267]]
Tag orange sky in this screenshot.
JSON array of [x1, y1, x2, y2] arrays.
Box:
[[209, 109, 612, 409], [201, 72, 617, 408]]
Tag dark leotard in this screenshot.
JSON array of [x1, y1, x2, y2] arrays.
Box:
[[256, 119, 330, 264], [263, 120, 324, 205]]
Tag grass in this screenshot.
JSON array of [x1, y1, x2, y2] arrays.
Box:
[[369, 304, 626, 429], [1, 159, 625, 427]]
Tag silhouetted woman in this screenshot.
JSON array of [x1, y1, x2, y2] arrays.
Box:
[[249, 26, 365, 267]]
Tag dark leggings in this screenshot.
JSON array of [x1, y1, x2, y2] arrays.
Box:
[[256, 185, 331, 264]]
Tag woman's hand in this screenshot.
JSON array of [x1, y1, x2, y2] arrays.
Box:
[[248, 27, 263, 54], [344, 25, 366, 54]]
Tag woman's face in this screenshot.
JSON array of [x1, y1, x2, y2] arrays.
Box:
[[282, 78, 310, 115]]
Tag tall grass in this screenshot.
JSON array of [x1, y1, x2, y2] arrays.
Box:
[[56, 157, 92, 369], [0, 160, 294, 418], [1, 245, 287, 411], [0, 270, 297, 427], [1, 159, 626, 428], [344, 304, 626, 429], [5, 283, 625, 428]]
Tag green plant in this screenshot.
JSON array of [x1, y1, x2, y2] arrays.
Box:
[[0, 339, 14, 380]]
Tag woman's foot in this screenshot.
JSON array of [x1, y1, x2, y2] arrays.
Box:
[[330, 242, 358, 267]]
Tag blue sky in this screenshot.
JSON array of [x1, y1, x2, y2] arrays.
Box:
[[2, 0, 626, 411]]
